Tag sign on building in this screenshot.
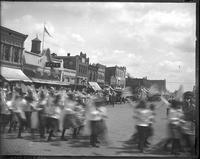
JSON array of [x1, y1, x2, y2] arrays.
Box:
[[45, 62, 61, 68]]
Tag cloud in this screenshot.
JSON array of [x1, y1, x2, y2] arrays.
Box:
[[173, 36, 196, 53], [159, 60, 184, 72], [1, 2, 195, 92], [71, 33, 85, 43], [165, 52, 177, 59]]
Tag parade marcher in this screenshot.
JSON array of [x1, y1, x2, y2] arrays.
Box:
[[37, 90, 47, 139], [96, 98, 109, 146], [12, 88, 28, 138], [24, 89, 34, 132], [0, 88, 12, 133], [60, 93, 77, 141], [46, 94, 61, 141], [145, 103, 156, 147], [166, 100, 184, 155], [72, 96, 86, 138], [133, 100, 152, 152], [86, 95, 104, 147]]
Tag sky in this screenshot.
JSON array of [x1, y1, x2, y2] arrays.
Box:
[[1, 2, 196, 92]]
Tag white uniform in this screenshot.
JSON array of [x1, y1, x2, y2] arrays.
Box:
[[168, 108, 183, 125], [134, 108, 152, 127]]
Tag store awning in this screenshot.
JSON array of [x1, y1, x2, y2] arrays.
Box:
[[0, 66, 32, 82], [89, 82, 102, 91], [31, 78, 69, 86]]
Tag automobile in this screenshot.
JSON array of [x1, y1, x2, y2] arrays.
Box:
[[147, 93, 161, 101]]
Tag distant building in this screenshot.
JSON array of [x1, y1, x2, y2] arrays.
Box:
[[55, 52, 89, 85], [126, 77, 145, 92], [126, 76, 166, 93], [105, 66, 126, 89], [147, 79, 166, 92], [60, 68, 76, 85], [0, 26, 31, 83], [88, 64, 98, 82], [96, 63, 106, 86]]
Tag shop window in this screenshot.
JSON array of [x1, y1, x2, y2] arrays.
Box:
[[13, 47, 20, 63], [4, 45, 10, 61]]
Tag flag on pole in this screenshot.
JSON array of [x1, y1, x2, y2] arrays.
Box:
[[44, 26, 52, 37]]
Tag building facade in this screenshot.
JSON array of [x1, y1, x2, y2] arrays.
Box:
[[126, 76, 166, 93], [22, 37, 64, 85], [55, 52, 89, 85], [0, 26, 31, 83], [105, 66, 126, 89], [88, 64, 98, 82], [96, 63, 106, 86], [61, 68, 76, 85]]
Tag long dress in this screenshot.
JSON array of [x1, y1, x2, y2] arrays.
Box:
[[61, 100, 78, 130]]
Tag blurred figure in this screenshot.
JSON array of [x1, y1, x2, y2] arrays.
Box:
[[180, 91, 196, 154], [134, 100, 152, 152], [145, 103, 156, 147], [13, 88, 27, 138], [87, 95, 107, 147], [46, 94, 61, 141], [37, 90, 47, 139], [24, 89, 34, 131], [0, 88, 12, 133], [60, 93, 77, 141], [166, 100, 184, 155]]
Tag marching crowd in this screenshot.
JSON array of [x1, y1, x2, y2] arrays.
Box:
[[0, 84, 109, 147], [0, 83, 197, 154]]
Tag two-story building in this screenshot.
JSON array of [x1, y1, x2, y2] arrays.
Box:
[[22, 37, 64, 87], [0, 26, 31, 84], [55, 52, 89, 86], [88, 64, 98, 82], [105, 66, 126, 89], [126, 76, 166, 93], [96, 63, 106, 87]]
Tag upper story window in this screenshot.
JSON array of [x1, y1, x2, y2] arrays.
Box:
[[4, 44, 11, 61], [82, 58, 85, 63], [0, 44, 3, 60], [13, 47, 20, 63]]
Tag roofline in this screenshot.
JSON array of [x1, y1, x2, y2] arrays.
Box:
[[24, 50, 62, 62], [1, 26, 28, 40], [24, 50, 41, 57], [55, 56, 76, 58], [127, 77, 166, 81]]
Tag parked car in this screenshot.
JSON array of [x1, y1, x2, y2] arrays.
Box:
[[147, 93, 161, 101]]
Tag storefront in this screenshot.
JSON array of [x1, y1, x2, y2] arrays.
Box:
[[23, 48, 63, 88], [0, 26, 31, 88], [1, 66, 31, 82]]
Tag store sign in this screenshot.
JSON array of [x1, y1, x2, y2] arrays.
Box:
[[45, 62, 60, 68]]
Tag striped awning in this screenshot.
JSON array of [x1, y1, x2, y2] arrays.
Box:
[[0, 66, 32, 82], [89, 82, 102, 91]]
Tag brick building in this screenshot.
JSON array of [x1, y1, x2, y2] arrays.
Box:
[[88, 64, 98, 82], [0, 26, 31, 83], [96, 63, 106, 86], [105, 66, 126, 89], [55, 52, 89, 85], [126, 76, 166, 93]]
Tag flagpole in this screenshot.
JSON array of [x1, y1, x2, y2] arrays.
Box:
[[42, 24, 45, 52]]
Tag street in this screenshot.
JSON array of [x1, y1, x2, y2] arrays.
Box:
[[0, 102, 192, 156]]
